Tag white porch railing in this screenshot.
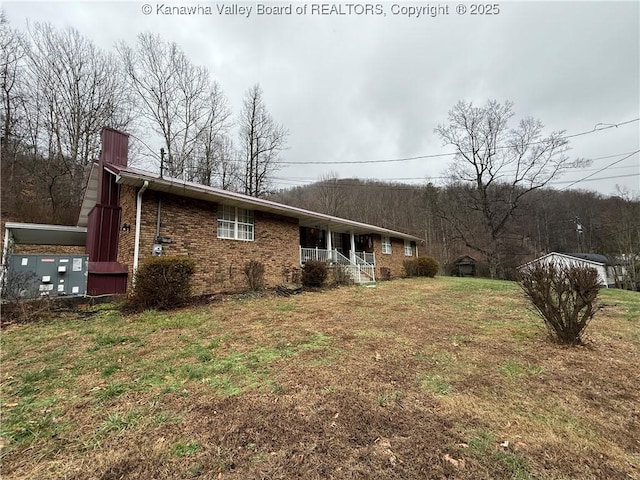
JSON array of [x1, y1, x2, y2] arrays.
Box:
[[300, 247, 376, 283], [354, 251, 375, 266], [300, 247, 336, 264], [344, 264, 376, 283]]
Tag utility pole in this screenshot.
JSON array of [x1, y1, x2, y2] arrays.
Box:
[[575, 216, 583, 252], [160, 147, 165, 178]]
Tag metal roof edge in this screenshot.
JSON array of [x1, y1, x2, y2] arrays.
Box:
[[111, 164, 423, 242], [5, 222, 88, 233], [518, 251, 606, 269]]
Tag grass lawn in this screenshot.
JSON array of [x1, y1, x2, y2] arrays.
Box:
[[1, 277, 639, 479]]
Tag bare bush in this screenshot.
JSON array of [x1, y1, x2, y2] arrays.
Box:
[[333, 265, 354, 286], [125, 256, 195, 311], [244, 260, 265, 291], [404, 257, 439, 278], [301, 261, 327, 288], [1, 269, 51, 325], [517, 262, 601, 345]]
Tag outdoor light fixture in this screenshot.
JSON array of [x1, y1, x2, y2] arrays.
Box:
[[121, 223, 131, 232]]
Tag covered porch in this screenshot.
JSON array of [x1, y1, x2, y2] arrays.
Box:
[[299, 226, 375, 264], [298, 225, 377, 283]]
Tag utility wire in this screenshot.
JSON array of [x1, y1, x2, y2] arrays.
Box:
[[269, 172, 640, 190], [560, 150, 640, 190], [276, 118, 639, 166], [272, 152, 639, 183]]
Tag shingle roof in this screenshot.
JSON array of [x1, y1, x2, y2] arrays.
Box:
[[562, 253, 610, 265], [79, 162, 422, 242]]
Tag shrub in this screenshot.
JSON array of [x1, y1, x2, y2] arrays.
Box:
[[404, 257, 439, 278], [127, 256, 195, 311], [2, 269, 39, 300], [403, 259, 418, 277], [333, 265, 354, 286], [379, 267, 391, 281], [244, 260, 265, 291], [0, 270, 50, 325], [517, 261, 601, 345], [417, 257, 439, 277], [302, 260, 327, 288]]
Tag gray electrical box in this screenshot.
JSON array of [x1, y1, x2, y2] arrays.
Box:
[[5, 254, 88, 299]]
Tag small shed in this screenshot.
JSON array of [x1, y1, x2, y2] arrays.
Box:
[[451, 255, 477, 277]]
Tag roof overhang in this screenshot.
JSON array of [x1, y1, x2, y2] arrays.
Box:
[[77, 162, 99, 227], [108, 165, 422, 241], [4, 222, 87, 246]]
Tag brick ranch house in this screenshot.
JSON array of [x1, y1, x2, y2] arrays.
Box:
[[66, 128, 421, 295]]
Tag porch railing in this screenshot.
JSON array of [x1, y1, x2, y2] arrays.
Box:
[[354, 251, 375, 266], [300, 247, 376, 283], [300, 247, 336, 264]]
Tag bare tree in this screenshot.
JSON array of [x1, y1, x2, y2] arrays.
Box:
[[238, 84, 288, 197], [191, 84, 233, 187], [214, 136, 239, 190], [0, 11, 27, 209], [118, 33, 230, 181], [602, 187, 640, 289], [6, 21, 132, 220], [435, 100, 572, 277], [0, 12, 25, 155], [315, 171, 346, 216]]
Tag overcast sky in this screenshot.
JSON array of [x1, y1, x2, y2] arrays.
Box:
[[4, 0, 640, 196]]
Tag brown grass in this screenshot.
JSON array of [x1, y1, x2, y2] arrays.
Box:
[[1, 277, 638, 479]]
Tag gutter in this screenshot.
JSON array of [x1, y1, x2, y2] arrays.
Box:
[[111, 168, 422, 242], [132, 180, 149, 286]]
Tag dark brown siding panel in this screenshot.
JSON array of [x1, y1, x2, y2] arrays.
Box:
[[100, 128, 129, 167], [87, 262, 128, 295], [86, 205, 121, 262]]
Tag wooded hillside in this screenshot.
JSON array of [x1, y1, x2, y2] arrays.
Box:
[[270, 178, 640, 282]]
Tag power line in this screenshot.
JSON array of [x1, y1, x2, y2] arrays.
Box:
[[272, 153, 639, 183], [551, 172, 640, 185], [560, 150, 640, 190], [276, 118, 639, 166], [269, 172, 640, 190]]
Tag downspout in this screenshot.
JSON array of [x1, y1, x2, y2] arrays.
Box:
[[155, 194, 162, 242], [132, 180, 149, 286], [0, 227, 11, 289]]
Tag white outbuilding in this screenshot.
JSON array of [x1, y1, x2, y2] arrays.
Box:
[[519, 252, 612, 288]]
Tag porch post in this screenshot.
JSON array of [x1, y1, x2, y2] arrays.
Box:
[[326, 227, 332, 262], [350, 231, 356, 263]]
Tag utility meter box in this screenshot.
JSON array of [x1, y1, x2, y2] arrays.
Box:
[[6, 254, 88, 298]]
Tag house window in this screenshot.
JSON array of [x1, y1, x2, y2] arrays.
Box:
[[382, 236, 392, 254], [404, 240, 413, 256], [217, 205, 254, 241]]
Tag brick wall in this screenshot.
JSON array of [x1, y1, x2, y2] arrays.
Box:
[[372, 235, 418, 279], [118, 189, 301, 295], [117, 184, 137, 284], [12, 245, 86, 255]]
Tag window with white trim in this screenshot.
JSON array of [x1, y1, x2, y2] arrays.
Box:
[[404, 240, 413, 256], [217, 205, 254, 241], [382, 236, 392, 254]]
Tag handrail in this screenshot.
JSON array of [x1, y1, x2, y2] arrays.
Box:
[[300, 247, 376, 283]]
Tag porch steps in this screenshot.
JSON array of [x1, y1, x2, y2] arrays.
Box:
[[300, 247, 375, 284]]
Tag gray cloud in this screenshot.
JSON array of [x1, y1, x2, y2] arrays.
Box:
[[4, 0, 639, 194]]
